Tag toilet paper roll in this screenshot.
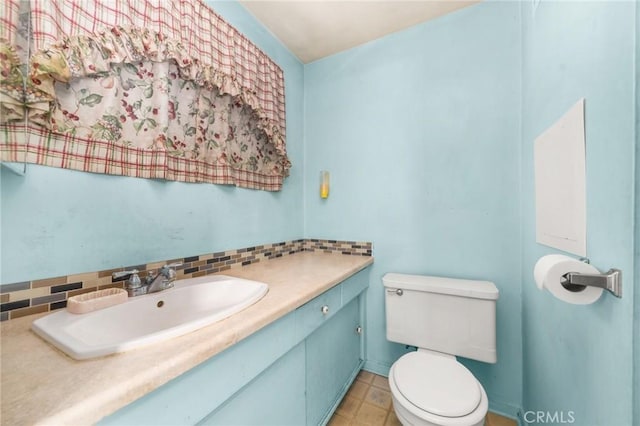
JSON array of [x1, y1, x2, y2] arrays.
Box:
[[533, 254, 603, 305]]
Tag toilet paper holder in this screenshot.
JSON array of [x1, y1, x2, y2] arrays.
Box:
[[561, 259, 622, 298]]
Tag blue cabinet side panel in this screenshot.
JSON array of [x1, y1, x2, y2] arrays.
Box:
[[198, 342, 306, 426]]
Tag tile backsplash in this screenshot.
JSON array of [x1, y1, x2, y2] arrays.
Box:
[[0, 238, 372, 321]]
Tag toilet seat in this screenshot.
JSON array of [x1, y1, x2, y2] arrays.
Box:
[[393, 351, 481, 418], [389, 352, 488, 426]]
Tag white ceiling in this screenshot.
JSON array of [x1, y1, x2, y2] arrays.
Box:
[[239, 1, 480, 63]]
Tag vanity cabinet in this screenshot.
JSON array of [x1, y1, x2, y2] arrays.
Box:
[[99, 267, 370, 426]]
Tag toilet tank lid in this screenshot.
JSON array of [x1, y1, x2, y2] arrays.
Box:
[[383, 273, 499, 300]]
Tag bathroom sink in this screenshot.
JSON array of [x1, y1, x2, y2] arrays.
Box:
[[31, 275, 269, 360]]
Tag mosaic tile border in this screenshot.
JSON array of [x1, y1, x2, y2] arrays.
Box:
[[0, 239, 372, 322]]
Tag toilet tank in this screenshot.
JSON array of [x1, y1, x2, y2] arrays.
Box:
[[383, 273, 498, 363]]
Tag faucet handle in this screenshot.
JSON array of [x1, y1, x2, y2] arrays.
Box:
[[143, 269, 157, 286], [112, 270, 142, 289], [112, 269, 139, 279], [162, 263, 182, 280]]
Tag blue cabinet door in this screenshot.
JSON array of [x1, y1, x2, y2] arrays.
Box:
[[306, 298, 361, 425], [199, 342, 306, 426]]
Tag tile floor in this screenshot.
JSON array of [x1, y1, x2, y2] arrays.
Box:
[[329, 370, 517, 426]]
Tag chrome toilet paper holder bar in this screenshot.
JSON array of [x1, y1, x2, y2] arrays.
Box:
[[561, 262, 622, 298]]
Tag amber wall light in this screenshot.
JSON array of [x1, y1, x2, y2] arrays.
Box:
[[320, 171, 330, 199]]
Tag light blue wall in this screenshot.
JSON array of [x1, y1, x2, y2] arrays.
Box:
[[0, 1, 304, 284], [2, 0, 638, 423], [634, 0, 639, 420], [521, 2, 636, 425], [303, 1, 523, 416]]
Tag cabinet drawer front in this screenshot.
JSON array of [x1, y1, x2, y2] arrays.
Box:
[[294, 284, 342, 340], [341, 269, 369, 304]]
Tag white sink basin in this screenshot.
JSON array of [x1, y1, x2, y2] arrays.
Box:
[[31, 275, 269, 360]]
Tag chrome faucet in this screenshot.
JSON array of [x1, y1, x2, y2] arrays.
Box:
[[113, 263, 182, 297]]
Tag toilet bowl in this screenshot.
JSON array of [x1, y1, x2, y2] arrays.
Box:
[[388, 350, 487, 426]]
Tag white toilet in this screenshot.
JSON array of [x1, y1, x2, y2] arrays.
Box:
[[383, 273, 499, 426]]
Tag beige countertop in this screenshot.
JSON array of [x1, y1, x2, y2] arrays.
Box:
[[1, 251, 373, 426]]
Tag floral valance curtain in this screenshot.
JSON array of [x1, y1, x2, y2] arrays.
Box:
[[0, 0, 29, 130], [0, 0, 290, 191]]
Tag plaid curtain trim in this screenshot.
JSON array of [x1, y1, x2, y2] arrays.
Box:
[[0, 124, 284, 191]]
